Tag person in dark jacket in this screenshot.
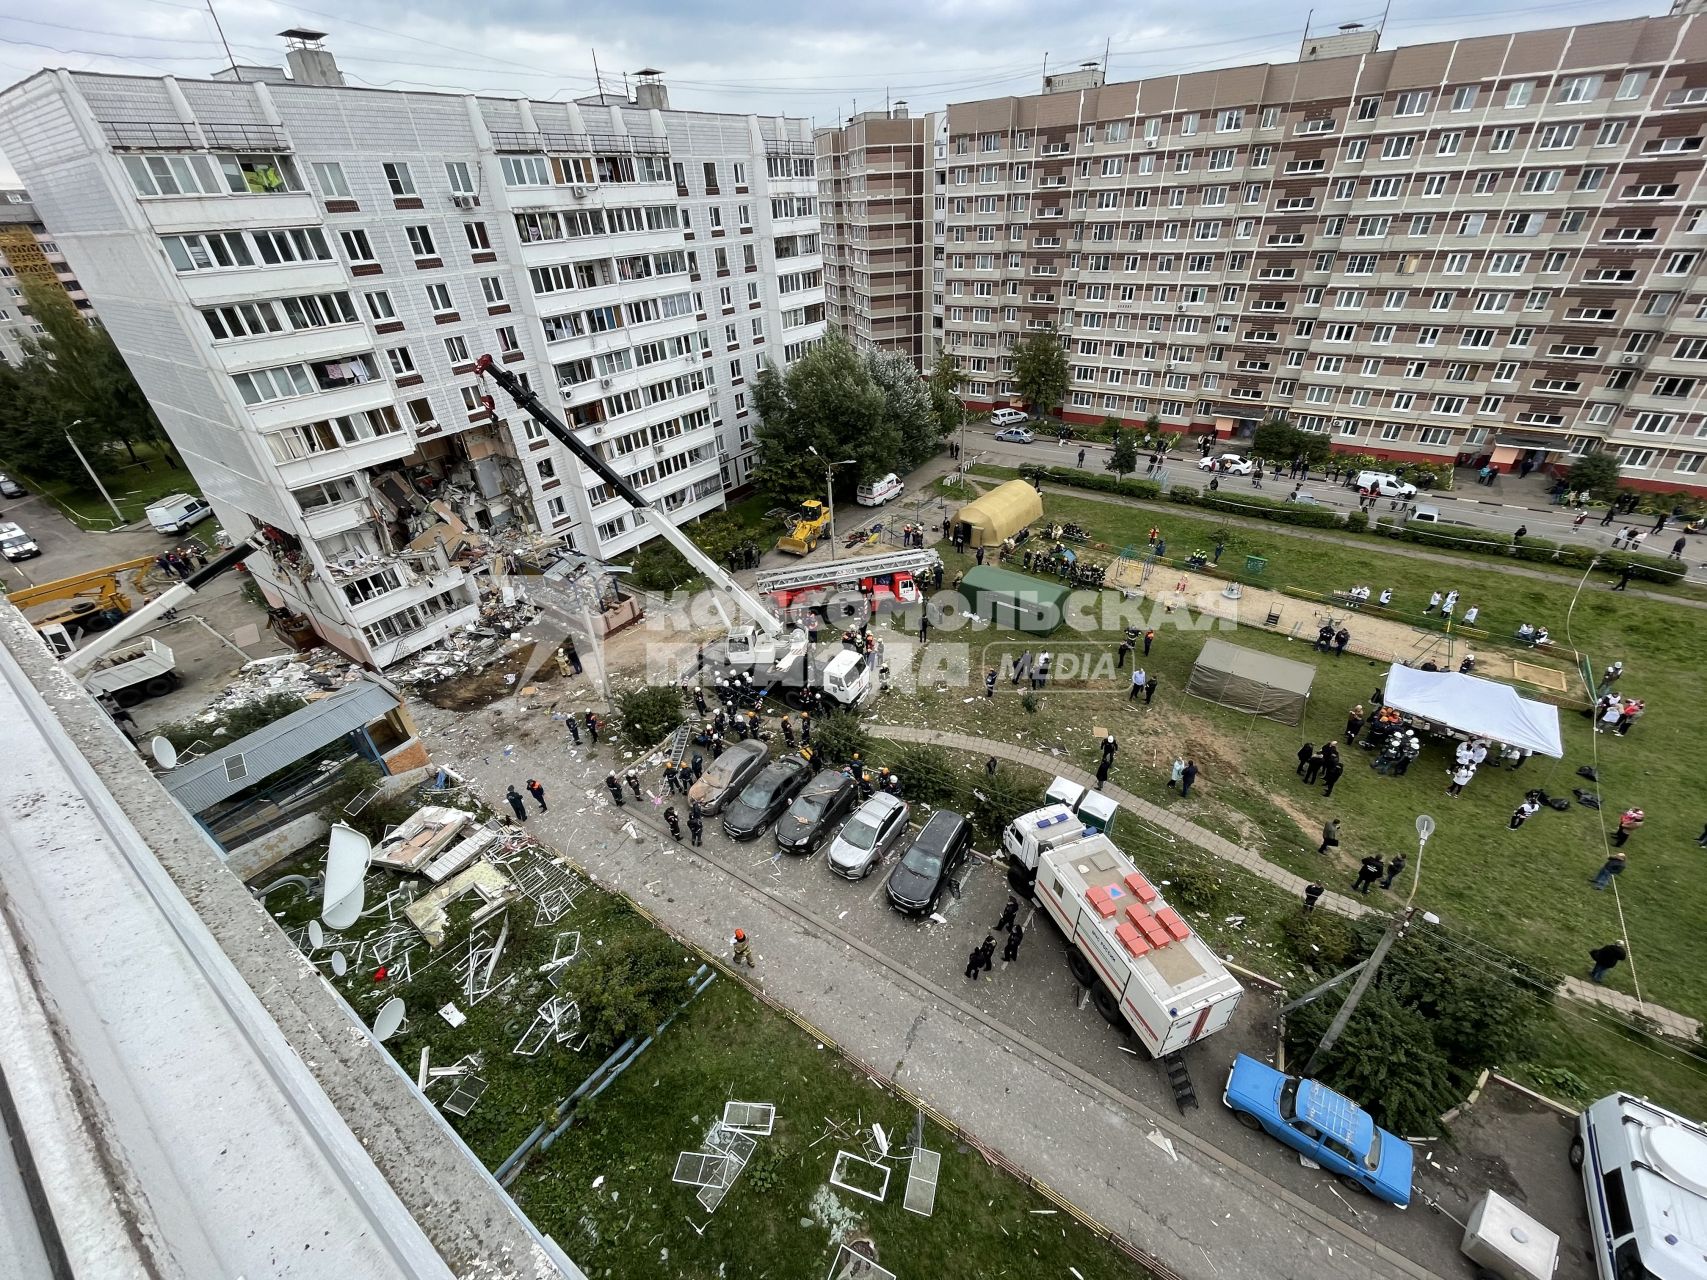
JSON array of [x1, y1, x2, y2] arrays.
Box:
[[1180, 760, 1199, 797], [1318, 819, 1341, 855], [605, 773, 625, 806], [1302, 882, 1325, 913], [1344, 705, 1364, 745], [1380, 853, 1407, 890], [1589, 940, 1627, 984], [1352, 854, 1384, 894], [525, 779, 547, 812], [1002, 923, 1025, 962], [1296, 743, 1315, 776], [506, 785, 528, 821]]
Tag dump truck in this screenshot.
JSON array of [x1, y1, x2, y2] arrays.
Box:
[[1002, 804, 1243, 1057], [776, 499, 831, 556], [81, 636, 177, 706]]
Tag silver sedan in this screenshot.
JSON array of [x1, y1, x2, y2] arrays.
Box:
[[826, 792, 911, 879]]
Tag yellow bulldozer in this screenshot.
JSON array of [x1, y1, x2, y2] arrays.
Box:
[[775, 499, 831, 556]]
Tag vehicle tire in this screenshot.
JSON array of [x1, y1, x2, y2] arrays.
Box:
[[1234, 1109, 1264, 1132], [143, 676, 174, 698], [1091, 981, 1123, 1026], [1336, 1173, 1370, 1197], [1065, 947, 1096, 988], [114, 686, 144, 708], [1568, 1134, 1584, 1172]]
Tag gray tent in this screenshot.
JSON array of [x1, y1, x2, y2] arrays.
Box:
[[1185, 638, 1315, 726]]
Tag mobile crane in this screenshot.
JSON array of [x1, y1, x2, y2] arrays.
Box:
[[472, 354, 808, 677], [8, 556, 162, 650]]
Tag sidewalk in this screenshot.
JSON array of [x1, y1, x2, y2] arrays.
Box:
[[411, 697, 1434, 1280], [868, 725, 1701, 1043]]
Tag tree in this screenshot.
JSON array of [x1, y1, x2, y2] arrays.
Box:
[[1251, 414, 1300, 466], [617, 685, 685, 747], [572, 931, 692, 1054], [1568, 452, 1622, 502], [810, 711, 870, 769], [1285, 985, 1461, 1137], [1105, 423, 1138, 481], [1013, 331, 1068, 417], [866, 346, 939, 472], [751, 334, 902, 505], [927, 350, 967, 448]]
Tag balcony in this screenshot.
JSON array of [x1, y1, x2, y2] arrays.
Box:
[[99, 120, 292, 151]]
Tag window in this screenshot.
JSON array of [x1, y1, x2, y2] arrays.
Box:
[[445, 161, 475, 195], [1435, 132, 1461, 157], [340, 229, 376, 264], [497, 325, 520, 354], [312, 161, 350, 199], [464, 222, 491, 251], [1394, 91, 1430, 117], [364, 290, 395, 321], [386, 346, 415, 376], [1368, 176, 1403, 200], [382, 162, 415, 196], [1357, 96, 1380, 121], [1451, 85, 1478, 112], [1556, 75, 1600, 104], [406, 225, 436, 259], [1537, 124, 1580, 150], [426, 283, 454, 313], [444, 335, 470, 364], [481, 275, 505, 305], [1488, 127, 1517, 153], [1616, 71, 1649, 101], [1505, 80, 1533, 108], [1219, 109, 1243, 132], [499, 155, 551, 186]]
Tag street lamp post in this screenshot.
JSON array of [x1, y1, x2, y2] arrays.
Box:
[[64, 419, 125, 527], [808, 446, 856, 560]]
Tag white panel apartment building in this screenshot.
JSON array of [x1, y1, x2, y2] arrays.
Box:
[[0, 187, 97, 364], [0, 43, 823, 666]]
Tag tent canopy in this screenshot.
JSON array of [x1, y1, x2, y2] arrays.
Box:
[[1185, 637, 1315, 726], [1380, 665, 1564, 758], [955, 480, 1042, 548], [961, 564, 1069, 634]]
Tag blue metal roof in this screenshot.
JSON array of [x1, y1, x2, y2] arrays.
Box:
[[161, 680, 398, 813]]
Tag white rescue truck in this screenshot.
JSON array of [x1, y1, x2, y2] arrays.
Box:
[[1002, 802, 1243, 1057]]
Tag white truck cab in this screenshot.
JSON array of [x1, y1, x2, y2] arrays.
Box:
[[1574, 1092, 1707, 1280]]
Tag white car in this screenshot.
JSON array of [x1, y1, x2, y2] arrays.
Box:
[[990, 408, 1030, 427], [1354, 470, 1418, 499], [1198, 453, 1254, 475]]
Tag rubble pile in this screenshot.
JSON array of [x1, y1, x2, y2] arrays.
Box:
[[189, 651, 367, 718]]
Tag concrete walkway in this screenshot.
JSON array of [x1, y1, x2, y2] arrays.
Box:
[[869, 724, 1702, 1042], [413, 698, 1435, 1280]]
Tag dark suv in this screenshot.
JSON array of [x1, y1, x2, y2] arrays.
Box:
[[886, 810, 972, 915]]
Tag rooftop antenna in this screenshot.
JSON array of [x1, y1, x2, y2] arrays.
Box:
[[1041, 51, 1050, 87], [1102, 36, 1111, 77], [591, 47, 603, 97], [205, 0, 240, 79]]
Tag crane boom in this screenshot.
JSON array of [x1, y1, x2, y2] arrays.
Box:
[[473, 354, 787, 639]]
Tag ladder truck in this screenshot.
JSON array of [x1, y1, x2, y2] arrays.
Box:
[[472, 356, 807, 678], [753, 547, 941, 621]]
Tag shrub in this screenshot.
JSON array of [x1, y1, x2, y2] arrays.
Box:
[[1556, 545, 1596, 570], [882, 742, 959, 808], [617, 685, 685, 747], [572, 931, 694, 1054], [1401, 525, 1512, 554], [1167, 484, 1200, 503], [1603, 553, 1686, 584], [1161, 861, 1232, 915], [810, 710, 870, 769], [1275, 910, 1361, 973], [1032, 467, 1162, 501], [1343, 509, 1369, 533], [1188, 491, 1347, 529], [1512, 535, 1560, 564]]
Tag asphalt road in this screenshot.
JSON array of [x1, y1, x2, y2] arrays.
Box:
[[0, 487, 173, 589]]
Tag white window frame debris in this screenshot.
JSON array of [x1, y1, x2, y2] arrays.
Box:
[[826, 1242, 898, 1280], [721, 1101, 775, 1136], [672, 1151, 736, 1188], [440, 1075, 487, 1118], [903, 1146, 940, 1217], [829, 1150, 891, 1203]]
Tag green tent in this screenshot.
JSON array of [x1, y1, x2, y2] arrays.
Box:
[[960, 565, 1070, 635]]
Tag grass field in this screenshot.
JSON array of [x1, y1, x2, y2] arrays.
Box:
[[21, 442, 198, 528]]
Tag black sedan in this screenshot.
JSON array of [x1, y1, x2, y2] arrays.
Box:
[[775, 771, 858, 856], [722, 756, 813, 841]]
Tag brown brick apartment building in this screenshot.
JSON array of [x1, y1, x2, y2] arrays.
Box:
[[939, 6, 1707, 489]]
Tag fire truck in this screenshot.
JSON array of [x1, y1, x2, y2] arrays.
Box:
[[1002, 803, 1243, 1059], [754, 548, 940, 621]]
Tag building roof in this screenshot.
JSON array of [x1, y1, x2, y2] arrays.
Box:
[[162, 679, 397, 812], [961, 564, 1072, 606]]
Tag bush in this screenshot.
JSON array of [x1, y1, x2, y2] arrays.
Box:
[[1343, 509, 1369, 533], [617, 685, 685, 747], [810, 710, 869, 769], [1167, 484, 1200, 503], [1401, 525, 1512, 554], [572, 931, 694, 1054], [1160, 861, 1232, 915], [1556, 545, 1596, 570], [1188, 491, 1347, 530], [1275, 910, 1362, 974], [882, 742, 959, 809], [1512, 535, 1560, 564], [1603, 553, 1687, 584], [1032, 467, 1162, 502]]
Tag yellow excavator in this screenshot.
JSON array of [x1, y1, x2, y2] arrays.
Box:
[[775, 499, 831, 556], [7, 556, 165, 650]]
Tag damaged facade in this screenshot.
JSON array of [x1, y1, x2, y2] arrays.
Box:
[[0, 40, 824, 667]]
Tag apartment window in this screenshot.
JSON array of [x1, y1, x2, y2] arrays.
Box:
[[464, 222, 491, 251], [1444, 253, 1470, 273], [340, 229, 377, 264], [1435, 132, 1461, 157], [1219, 109, 1243, 132], [1577, 167, 1606, 193], [444, 335, 470, 364], [1616, 71, 1649, 101], [1343, 138, 1368, 161], [499, 155, 551, 186], [1368, 177, 1403, 200], [1421, 173, 1448, 198], [1357, 96, 1380, 121], [1505, 80, 1534, 108], [426, 283, 454, 313], [496, 325, 520, 354], [1556, 75, 1600, 104], [1394, 91, 1430, 117], [406, 225, 436, 259], [1473, 172, 1499, 194], [481, 276, 505, 305], [445, 161, 475, 195], [383, 162, 416, 196], [1450, 85, 1478, 112], [386, 346, 415, 376], [1488, 127, 1517, 153], [1404, 361, 1428, 378], [312, 161, 350, 199], [1596, 120, 1627, 148], [1537, 124, 1579, 150], [364, 290, 395, 321]]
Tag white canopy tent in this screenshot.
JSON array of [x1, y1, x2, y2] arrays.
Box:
[[1381, 665, 1565, 758]]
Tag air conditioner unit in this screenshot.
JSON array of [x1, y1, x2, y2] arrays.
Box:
[[1620, 354, 1639, 365], [1145, 138, 1158, 148], [570, 186, 588, 199], [600, 376, 614, 388], [558, 383, 578, 397]]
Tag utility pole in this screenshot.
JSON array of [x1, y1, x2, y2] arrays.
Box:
[[64, 419, 125, 526], [808, 446, 854, 560]]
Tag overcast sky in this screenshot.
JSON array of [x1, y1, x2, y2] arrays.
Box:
[[0, 0, 1657, 182]]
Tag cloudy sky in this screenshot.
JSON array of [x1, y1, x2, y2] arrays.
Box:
[[0, 0, 1656, 180]]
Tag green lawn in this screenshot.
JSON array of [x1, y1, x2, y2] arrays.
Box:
[[874, 490, 1702, 1027], [22, 441, 198, 528]]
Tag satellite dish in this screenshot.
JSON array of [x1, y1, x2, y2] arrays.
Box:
[[1415, 814, 1436, 845], [150, 736, 179, 769], [322, 822, 371, 929], [329, 950, 347, 977], [373, 997, 406, 1042], [306, 919, 324, 950]]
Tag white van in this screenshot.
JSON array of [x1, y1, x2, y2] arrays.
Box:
[[1354, 470, 1418, 499], [990, 408, 1029, 427], [0, 521, 39, 561], [1573, 1092, 1707, 1280], [856, 472, 903, 506], [145, 493, 212, 535]]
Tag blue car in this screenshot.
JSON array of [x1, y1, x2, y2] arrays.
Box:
[[1222, 1054, 1413, 1207]]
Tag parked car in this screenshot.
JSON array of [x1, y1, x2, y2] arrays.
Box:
[[722, 756, 813, 840], [775, 770, 858, 855], [855, 472, 904, 507], [990, 408, 1030, 427], [1198, 452, 1254, 475], [1354, 470, 1418, 499], [687, 739, 769, 815], [993, 425, 1035, 444], [0, 473, 25, 498], [145, 493, 213, 535], [827, 792, 911, 879], [0, 521, 39, 561], [886, 810, 973, 915], [1222, 1054, 1414, 1207], [1408, 504, 1441, 524]]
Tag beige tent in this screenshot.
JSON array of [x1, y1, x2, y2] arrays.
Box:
[[954, 480, 1043, 548], [1185, 638, 1315, 726]]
